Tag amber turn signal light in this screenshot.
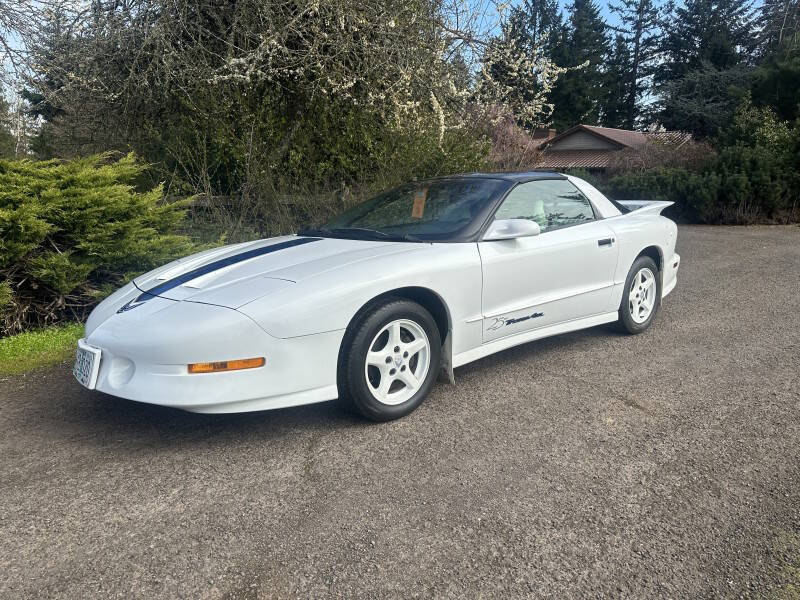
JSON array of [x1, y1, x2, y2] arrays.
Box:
[[188, 357, 265, 374]]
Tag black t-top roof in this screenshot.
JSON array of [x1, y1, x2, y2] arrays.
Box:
[[434, 170, 566, 183]]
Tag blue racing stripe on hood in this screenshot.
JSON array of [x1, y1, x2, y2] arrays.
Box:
[[118, 237, 321, 313]]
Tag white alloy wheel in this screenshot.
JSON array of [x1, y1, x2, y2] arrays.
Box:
[[364, 319, 431, 406], [629, 267, 657, 324]]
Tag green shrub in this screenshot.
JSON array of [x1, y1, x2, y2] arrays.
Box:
[[604, 107, 800, 224], [605, 168, 714, 222], [606, 157, 799, 224], [0, 153, 197, 335]]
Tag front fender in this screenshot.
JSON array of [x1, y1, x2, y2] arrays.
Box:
[[236, 243, 483, 355]]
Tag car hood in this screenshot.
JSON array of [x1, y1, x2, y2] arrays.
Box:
[[132, 235, 420, 308]]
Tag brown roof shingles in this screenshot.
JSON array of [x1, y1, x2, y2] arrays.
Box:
[[581, 125, 648, 148], [534, 125, 694, 169], [534, 150, 615, 169]]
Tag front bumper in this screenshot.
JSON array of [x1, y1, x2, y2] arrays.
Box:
[[82, 300, 343, 413]]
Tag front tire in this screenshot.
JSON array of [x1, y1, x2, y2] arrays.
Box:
[[617, 256, 661, 334], [339, 299, 441, 422]]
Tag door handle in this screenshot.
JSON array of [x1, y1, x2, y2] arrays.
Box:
[[598, 238, 614, 247]]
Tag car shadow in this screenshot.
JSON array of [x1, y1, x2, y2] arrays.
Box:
[[453, 322, 624, 378], [87, 392, 363, 441], [18, 322, 630, 452], [8, 368, 364, 454]]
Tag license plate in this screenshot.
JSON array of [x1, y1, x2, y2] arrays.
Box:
[[73, 340, 101, 389]]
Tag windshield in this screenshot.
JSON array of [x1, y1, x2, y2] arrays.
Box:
[[317, 178, 511, 241]]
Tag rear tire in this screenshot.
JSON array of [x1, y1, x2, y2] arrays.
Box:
[[617, 256, 661, 334], [339, 299, 441, 421]]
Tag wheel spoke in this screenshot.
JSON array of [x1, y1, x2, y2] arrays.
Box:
[[376, 371, 393, 400], [397, 368, 419, 391], [404, 338, 426, 357], [389, 322, 402, 347], [367, 351, 387, 367]]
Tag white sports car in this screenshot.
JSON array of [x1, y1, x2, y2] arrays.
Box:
[[74, 172, 680, 421]]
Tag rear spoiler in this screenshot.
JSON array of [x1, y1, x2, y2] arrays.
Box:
[[617, 200, 674, 215]]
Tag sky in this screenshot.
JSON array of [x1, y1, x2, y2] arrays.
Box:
[[495, 0, 761, 33], [480, 0, 624, 34]]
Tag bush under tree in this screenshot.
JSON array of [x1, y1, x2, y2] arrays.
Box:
[[605, 100, 800, 223], [0, 153, 196, 335]]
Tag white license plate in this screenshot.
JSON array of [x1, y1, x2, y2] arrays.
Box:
[[73, 340, 101, 389]]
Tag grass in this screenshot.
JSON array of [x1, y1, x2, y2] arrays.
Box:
[[0, 323, 84, 377], [775, 533, 800, 599]]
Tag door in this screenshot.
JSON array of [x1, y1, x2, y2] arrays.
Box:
[[478, 179, 618, 343]]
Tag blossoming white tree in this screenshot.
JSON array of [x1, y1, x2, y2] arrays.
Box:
[[21, 0, 573, 189]]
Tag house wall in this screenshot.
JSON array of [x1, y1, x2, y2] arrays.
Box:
[[549, 131, 619, 151]]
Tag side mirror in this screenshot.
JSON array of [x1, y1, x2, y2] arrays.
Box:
[[483, 218, 541, 241]]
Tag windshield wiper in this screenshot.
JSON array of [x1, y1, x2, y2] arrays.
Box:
[[397, 233, 425, 242], [334, 228, 427, 243], [330, 227, 392, 238], [297, 227, 385, 239], [297, 227, 424, 243]]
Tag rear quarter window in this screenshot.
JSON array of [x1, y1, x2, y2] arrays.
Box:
[[493, 179, 597, 233]]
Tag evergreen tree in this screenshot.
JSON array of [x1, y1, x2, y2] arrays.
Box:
[[548, 0, 612, 131], [751, 50, 800, 121], [20, 6, 72, 123], [610, 0, 661, 127], [758, 0, 799, 55], [603, 35, 633, 127], [655, 0, 757, 136], [20, 6, 75, 158], [507, 0, 564, 55], [657, 0, 757, 85], [753, 0, 800, 122], [658, 64, 753, 136]]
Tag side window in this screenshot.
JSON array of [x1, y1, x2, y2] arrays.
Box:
[[493, 180, 596, 233]]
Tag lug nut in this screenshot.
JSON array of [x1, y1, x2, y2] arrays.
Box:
[[389, 368, 396, 375], [385, 357, 392, 363], [394, 346, 400, 352], [401, 366, 406, 372], [403, 351, 408, 358]]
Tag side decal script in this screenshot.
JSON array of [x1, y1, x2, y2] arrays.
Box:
[[487, 311, 544, 331]]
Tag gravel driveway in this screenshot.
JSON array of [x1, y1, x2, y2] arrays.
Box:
[[1, 225, 799, 598]]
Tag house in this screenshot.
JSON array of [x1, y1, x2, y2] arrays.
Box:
[[534, 124, 690, 171]]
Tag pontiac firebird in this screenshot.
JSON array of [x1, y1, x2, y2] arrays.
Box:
[[74, 172, 680, 421]]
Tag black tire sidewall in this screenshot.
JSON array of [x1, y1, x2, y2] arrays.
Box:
[[343, 299, 441, 421], [619, 256, 661, 334]]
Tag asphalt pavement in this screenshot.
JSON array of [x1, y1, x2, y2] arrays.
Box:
[[1, 225, 799, 598]]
